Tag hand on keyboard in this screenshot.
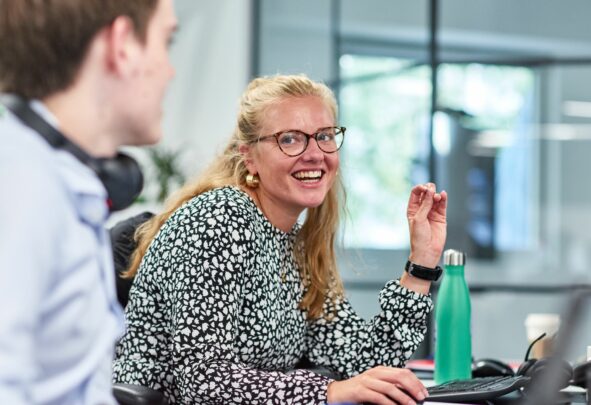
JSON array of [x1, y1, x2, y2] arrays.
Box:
[[327, 366, 429, 404]]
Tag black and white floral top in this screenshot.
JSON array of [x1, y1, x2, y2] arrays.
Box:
[[113, 186, 433, 404]]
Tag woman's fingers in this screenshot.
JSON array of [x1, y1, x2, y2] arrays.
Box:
[[409, 183, 447, 223], [408, 184, 438, 226], [429, 190, 448, 221], [415, 187, 435, 219], [363, 377, 420, 405], [438, 190, 448, 211], [327, 366, 428, 405], [357, 387, 397, 405], [370, 366, 428, 400], [408, 184, 427, 210]]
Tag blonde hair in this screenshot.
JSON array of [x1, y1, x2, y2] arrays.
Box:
[[125, 74, 345, 319]]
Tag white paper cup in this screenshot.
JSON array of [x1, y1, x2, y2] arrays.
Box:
[[524, 313, 560, 359]]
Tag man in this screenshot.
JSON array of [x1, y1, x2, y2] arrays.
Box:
[[0, 1, 178, 404]]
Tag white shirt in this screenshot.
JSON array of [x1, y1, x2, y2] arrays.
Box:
[[0, 99, 125, 404]]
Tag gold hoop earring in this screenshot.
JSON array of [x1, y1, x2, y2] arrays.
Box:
[[245, 173, 260, 188]]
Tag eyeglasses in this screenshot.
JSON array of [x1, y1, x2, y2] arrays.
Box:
[[256, 126, 346, 157]]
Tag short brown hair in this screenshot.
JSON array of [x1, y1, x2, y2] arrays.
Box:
[[0, 0, 159, 99]]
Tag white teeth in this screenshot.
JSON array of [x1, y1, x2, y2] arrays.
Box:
[[293, 170, 322, 180]]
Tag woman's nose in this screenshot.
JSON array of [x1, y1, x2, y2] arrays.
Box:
[[300, 137, 324, 161]]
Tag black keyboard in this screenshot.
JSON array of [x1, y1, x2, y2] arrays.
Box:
[[426, 376, 530, 402]]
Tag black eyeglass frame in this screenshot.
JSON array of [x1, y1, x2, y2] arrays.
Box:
[[255, 126, 346, 157]]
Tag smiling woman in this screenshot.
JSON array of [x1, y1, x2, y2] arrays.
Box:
[[240, 95, 341, 231], [113, 74, 448, 405]]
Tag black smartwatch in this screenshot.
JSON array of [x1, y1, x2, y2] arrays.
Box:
[[404, 260, 442, 281]]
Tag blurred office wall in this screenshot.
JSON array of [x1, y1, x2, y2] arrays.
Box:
[[170, 0, 251, 170], [153, 0, 251, 182]]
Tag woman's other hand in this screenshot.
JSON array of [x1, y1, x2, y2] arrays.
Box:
[[326, 366, 428, 405], [401, 183, 447, 293], [406, 182, 447, 267]]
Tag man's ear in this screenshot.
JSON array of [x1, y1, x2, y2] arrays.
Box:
[[238, 143, 256, 173], [104, 15, 142, 76]]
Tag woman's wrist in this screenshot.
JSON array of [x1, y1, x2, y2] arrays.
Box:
[[408, 252, 440, 269], [326, 380, 340, 403], [402, 253, 441, 294], [400, 271, 431, 295]]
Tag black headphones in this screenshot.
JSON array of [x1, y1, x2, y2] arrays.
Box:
[[472, 332, 574, 391], [516, 332, 573, 391], [472, 333, 573, 391], [1, 94, 143, 212]]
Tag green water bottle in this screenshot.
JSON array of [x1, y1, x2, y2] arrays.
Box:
[[434, 249, 471, 384]]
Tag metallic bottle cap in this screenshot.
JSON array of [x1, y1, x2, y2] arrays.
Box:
[[444, 249, 466, 266]]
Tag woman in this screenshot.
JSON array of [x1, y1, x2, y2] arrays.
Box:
[[113, 74, 447, 405]]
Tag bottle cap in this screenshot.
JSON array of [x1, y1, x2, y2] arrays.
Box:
[[444, 249, 466, 266]]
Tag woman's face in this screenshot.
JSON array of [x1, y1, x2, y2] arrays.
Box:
[[245, 95, 340, 218]]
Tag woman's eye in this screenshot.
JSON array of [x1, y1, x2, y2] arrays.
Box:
[[317, 132, 334, 142], [279, 133, 299, 145]]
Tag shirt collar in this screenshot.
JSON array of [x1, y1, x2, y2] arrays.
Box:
[[31, 100, 110, 225]]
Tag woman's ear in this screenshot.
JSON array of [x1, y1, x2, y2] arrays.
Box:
[[239, 144, 256, 173]]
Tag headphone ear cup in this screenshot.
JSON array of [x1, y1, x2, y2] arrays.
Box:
[[97, 152, 144, 212], [521, 358, 573, 390]]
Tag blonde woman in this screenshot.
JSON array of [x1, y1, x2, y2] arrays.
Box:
[[113, 74, 448, 405]]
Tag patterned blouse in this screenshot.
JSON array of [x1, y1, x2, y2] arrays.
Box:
[[113, 186, 433, 404]]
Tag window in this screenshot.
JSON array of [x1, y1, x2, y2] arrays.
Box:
[[339, 54, 536, 252]]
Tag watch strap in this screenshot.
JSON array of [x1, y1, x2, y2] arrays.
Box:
[[405, 260, 443, 281]]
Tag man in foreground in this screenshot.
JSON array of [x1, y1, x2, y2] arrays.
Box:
[[0, 1, 178, 403]]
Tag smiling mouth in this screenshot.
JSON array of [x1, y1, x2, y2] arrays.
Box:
[[292, 170, 324, 183]]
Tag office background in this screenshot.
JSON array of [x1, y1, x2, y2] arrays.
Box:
[[114, 0, 591, 363]]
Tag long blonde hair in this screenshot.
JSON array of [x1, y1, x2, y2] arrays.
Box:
[[125, 74, 345, 319]]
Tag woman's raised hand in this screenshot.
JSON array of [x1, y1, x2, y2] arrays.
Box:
[[326, 366, 428, 405], [406, 182, 447, 269]]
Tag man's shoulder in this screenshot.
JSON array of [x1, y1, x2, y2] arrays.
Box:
[[0, 113, 57, 170], [0, 116, 73, 221], [0, 137, 62, 193]]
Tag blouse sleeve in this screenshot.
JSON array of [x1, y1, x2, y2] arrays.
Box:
[[305, 279, 433, 379], [144, 196, 332, 404]]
